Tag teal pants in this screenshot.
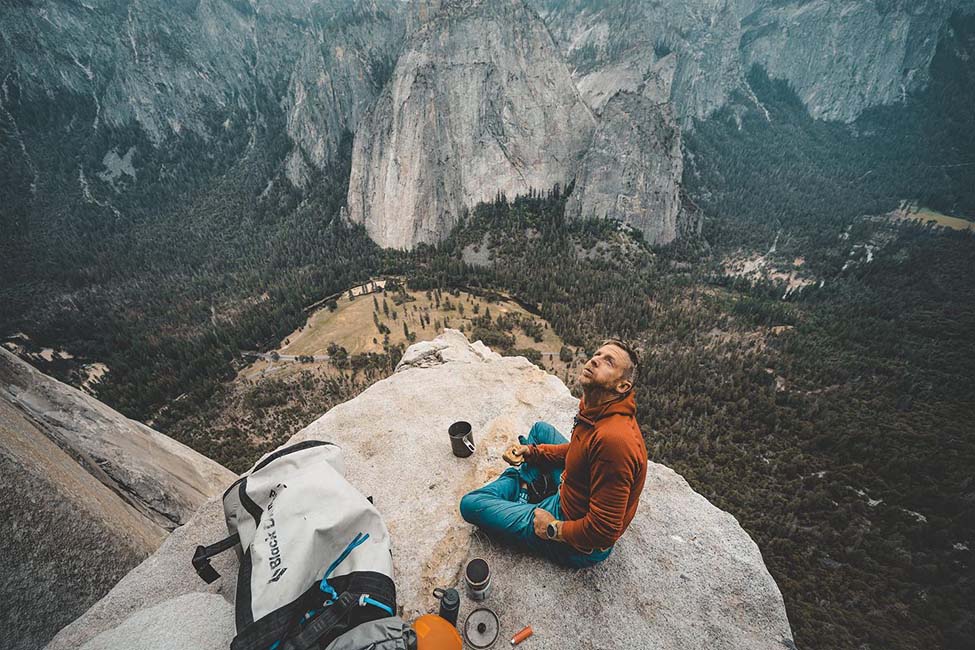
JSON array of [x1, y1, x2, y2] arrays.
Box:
[[458, 421, 612, 568]]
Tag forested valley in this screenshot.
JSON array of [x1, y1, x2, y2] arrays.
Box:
[[1, 14, 974, 650]]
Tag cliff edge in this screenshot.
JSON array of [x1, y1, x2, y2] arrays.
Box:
[[48, 331, 794, 650]]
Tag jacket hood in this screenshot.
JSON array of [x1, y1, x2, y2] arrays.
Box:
[[576, 391, 636, 427]]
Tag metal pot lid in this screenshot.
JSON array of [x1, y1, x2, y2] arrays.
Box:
[[464, 607, 500, 649]]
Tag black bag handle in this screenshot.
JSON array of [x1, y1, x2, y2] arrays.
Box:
[[192, 533, 240, 584]]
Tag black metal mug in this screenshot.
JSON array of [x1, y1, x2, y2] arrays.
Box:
[[449, 421, 475, 458], [465, 558, 491, 601]]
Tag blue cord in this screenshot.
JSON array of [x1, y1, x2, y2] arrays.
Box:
[[361, 595, 394, 616], [268, 534, 390, 650], [319, 533, 370, 600]]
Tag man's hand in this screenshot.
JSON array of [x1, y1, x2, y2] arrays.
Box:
[[503, 444, 530, 466], [532, 508, 556, 539]]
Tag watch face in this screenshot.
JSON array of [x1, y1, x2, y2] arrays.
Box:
[[546, 522, 557, 539]]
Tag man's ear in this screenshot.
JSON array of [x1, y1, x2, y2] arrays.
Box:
[[615, 379, 633, 395]]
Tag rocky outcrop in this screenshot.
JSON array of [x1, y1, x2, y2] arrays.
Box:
[[0, 348, 235, 529], [49, 331, 794, 650], [346, 0, 596, 249], [0, 349, 235, 650], [566, 92, 683, 245], [534, 0, 972, 124], [0, 386, 166, 650]]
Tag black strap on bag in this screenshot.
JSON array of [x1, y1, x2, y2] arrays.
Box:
[[192, 533, 240, 584], [229, 572, 397, 650], [279, 591, 357, 650]]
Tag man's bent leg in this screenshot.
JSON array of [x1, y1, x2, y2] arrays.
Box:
[[459, 468, 538, 547], [459, 473, 612, 568], [517, 421, 569, 487], [459, 423, 612, 566]]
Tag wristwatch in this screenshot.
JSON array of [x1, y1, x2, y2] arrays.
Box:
[[546, 520, 561, 540]]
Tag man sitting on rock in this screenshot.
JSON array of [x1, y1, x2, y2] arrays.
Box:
[[459, 340, 647, 568]]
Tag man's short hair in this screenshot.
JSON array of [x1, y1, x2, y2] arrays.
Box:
[[601, 339, 640, 384]]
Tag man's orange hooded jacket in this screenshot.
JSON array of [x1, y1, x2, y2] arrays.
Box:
[[525, 391, 647, 552]]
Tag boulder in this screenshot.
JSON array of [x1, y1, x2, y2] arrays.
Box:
[[396, 327, 502, 370], [48, 331, 794, 649]]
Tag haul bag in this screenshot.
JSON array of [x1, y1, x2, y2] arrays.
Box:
[[193, 441, 415, 650]]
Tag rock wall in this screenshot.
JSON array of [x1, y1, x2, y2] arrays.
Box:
[[0, 0, 404, 186], [738, 0, 965, 122], [0, 349, 235, 650], [535, 0, 746, 126], [48, 331, 794, 650], [566, 92, 683, 245], [0, 348, 235, 529], [535, 0, 973, 124], [346, 0, 595, 249], [277, 2, 406, 187], [0, 397, 166, 650]]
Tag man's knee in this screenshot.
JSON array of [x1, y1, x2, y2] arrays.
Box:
[[527, 420, 561, 444], [459, 491, 480, 525], [527, 420, 546, 440]]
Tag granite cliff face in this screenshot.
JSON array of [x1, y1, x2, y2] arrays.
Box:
[[0, 349, 233, 650], [49, 331, 794, 650], [0, 348, 235, 529], [276, 2, 406, 186], [535, 0, 973, 124], [737, 0, 969, 122], [535, 0, 750, 125], [346, 0, 596, 249], [0, 0, 404, 192], [566, 92, 684, 245]]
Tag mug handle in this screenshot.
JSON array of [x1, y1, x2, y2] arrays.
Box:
[[464, 437, 476, 454]]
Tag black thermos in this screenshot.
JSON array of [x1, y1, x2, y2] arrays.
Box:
[[433, 587, 460, 626]]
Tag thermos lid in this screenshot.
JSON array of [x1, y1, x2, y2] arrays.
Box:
[[442, 588, 460, 607], [464, 608, 500, 649]]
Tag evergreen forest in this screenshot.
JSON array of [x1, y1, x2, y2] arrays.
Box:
[[1, 13, 974, 650]]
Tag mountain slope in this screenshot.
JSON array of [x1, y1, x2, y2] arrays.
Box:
[[534, 0, 973, 124], [0, 0, 404, 280], [346, 0, 596, 249]]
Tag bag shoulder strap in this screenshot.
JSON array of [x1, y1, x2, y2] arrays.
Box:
[[192, 532, 240, 583]]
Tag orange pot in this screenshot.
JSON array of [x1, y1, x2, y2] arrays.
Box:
[[413, 614, 463, 650]]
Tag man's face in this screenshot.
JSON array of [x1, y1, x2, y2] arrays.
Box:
[[578, 344, 632, 395]]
